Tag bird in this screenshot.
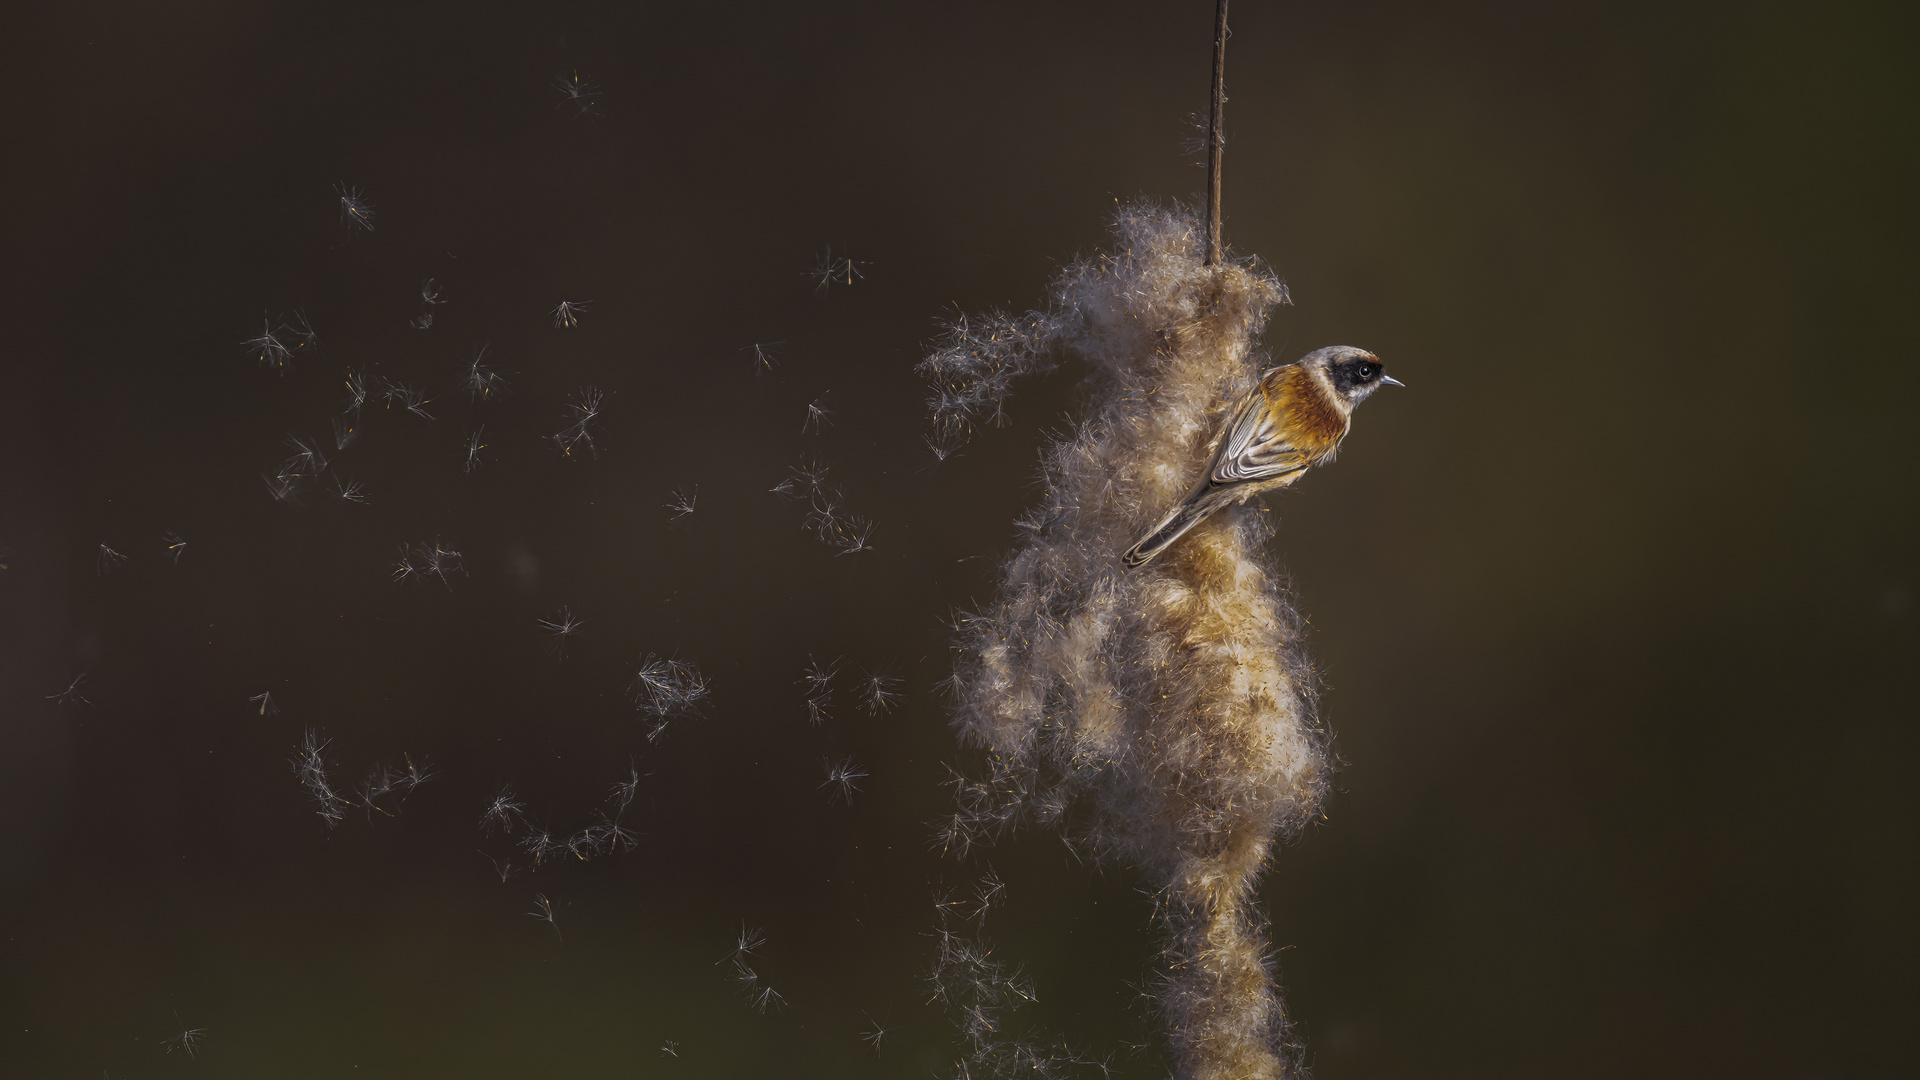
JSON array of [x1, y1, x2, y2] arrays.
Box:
[[1121, 345, 1402, 568]]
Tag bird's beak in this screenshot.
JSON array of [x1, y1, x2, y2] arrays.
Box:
[[1381, 375, 1406, 388]]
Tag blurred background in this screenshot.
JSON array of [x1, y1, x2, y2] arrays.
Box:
[[1, 1, 1913, 1077]]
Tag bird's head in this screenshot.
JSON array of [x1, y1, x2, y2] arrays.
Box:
[[1300, 345, 1403, 410]]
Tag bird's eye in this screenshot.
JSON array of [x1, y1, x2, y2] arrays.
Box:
[[1356, 364, 1376, 381]]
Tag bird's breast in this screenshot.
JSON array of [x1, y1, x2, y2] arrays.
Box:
[[1267, 366, 1349, 457]]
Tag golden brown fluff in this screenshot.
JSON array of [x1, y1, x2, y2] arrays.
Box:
[[928, 204, 1331, 1080]]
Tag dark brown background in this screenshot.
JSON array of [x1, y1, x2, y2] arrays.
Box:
[[1, 1, 1913, 1077]]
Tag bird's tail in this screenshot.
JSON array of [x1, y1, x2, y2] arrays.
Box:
[[1121, 488, 1223, 569]]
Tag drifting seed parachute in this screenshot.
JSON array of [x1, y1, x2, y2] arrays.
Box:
[[925, 203, 1330, 1080]]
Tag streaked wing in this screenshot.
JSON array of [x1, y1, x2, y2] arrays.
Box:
[[1210, 392, 1312, 484]]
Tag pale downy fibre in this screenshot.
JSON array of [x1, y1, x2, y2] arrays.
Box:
[[924, 205, 1331, 1080]]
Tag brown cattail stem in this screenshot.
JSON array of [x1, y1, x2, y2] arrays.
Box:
[[1203, 0, 1230, 266]]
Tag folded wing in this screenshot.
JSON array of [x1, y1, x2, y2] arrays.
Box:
[[1210, 392, 1314, 484]]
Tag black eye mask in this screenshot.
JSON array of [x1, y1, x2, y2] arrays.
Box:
[[1333, 362, 1377, 394]]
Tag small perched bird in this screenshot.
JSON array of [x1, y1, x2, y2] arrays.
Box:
[[1122, 345, 1402, 568]]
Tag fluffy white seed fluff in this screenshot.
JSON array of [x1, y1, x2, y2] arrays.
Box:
[[927, 204, 1329, 1080]]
